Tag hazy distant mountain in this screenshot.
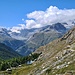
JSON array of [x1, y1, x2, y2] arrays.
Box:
[[9, 23, 68, 40], [16, 23, 67, 55], [0, 23, 67, 56], [0, 28, 25, 50], [9, 28, 39, 40], [0, 28, 11, 38]]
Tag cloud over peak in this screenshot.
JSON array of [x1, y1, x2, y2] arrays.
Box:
[[25, 6, 75, 29], [10, 24, 25, 33], [11, 6, 75, 32]]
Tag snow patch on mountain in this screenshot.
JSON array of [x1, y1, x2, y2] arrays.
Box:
[[10, 24, 26, 33]]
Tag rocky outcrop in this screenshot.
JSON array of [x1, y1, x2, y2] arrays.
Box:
[[28, 26, 75, 75]]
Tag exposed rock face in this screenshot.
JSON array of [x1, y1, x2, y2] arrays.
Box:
[[60, 27, 75, 44], [0, 23, 67, 56], [16, 23, 67, 55], [65, 72, 73, 75], [28, 26, 75, 75]]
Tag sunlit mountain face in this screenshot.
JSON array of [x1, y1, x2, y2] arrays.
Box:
[[0, 22, 68, 56]]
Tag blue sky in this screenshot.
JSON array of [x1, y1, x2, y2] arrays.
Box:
[[0, 0, 75, 28]]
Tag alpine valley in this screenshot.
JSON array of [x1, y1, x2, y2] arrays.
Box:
[[0, 23, 67, 56], [1, 1, 75, 74], [0, 22, 75, 75]]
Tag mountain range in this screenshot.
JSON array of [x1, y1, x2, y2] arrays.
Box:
[[7, 23, 75, 75], [0, 23, 67, 56], [16, 23, 67, 55], [0, 21, 75, 75]]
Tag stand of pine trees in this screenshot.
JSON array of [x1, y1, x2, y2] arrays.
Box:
[[0, 53, 40, 71]]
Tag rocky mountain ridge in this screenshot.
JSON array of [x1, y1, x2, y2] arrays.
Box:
[[16, 23, 67, 55], [0, 23, 67, 55]]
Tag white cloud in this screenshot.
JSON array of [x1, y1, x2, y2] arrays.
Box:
[[22, 18, 24, 21], [11, 6, 75, 31], [25, 20, 42, 29], [10, 24, 25, 33], [25, 6, 75, 29]]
